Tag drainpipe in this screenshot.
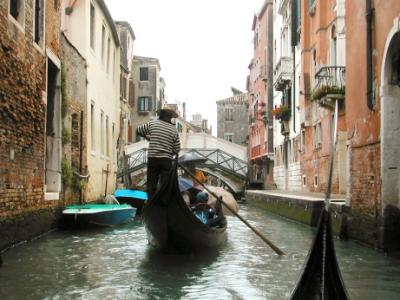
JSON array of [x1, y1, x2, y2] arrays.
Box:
[[366, 0, 374, 110]]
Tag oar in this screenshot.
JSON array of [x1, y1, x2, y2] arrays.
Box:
[[178, 162, 285, 256]]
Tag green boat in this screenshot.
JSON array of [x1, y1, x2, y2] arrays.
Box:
[[62, 203, 137, 227]]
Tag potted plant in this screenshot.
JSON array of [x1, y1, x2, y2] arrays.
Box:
[[272, 104, 291, 121]]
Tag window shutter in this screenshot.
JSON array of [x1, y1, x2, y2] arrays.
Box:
[[147, 97, 152, 111], [38, 0, 44, 40], [137, 97, 142, 112], [10, 0, 20, 19]]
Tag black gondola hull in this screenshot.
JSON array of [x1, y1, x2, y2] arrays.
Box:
[[143, 166, 227, 252], [290, 210, 348, 300]]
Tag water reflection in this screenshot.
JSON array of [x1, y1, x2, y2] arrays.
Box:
[[136, 248, 221, 299]]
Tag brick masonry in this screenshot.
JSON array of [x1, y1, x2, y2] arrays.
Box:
[[0, 1, 64, 250]]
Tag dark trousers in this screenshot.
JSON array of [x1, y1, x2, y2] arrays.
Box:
[[147, 157, 173, 200]]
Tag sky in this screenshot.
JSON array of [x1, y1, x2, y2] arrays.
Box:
[[104, 0, 265, 135]]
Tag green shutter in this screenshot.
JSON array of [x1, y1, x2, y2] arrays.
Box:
[[137, 97, 142, 112], [148, 97, 152, 111]]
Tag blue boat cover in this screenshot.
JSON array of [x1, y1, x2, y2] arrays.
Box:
[[114, 189, 148, 201]]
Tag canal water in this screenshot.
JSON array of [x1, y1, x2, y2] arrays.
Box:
[[1, 203, 400, 299]]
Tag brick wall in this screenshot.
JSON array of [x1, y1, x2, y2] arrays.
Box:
[[345, 143, 381, 248], [0, 1, 63, 251]]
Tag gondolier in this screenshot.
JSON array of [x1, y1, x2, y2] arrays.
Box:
[[136, 109, 180, 200]]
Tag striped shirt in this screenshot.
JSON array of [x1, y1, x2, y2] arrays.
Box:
[[136, 119, 180, 159]]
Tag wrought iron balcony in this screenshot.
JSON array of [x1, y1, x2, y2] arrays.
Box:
[[273, 56, 293, 91], [311, 66, 346, 109]]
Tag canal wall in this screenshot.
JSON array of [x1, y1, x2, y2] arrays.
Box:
[[245, 190, 347, 237], [0, 208, 62, 251]]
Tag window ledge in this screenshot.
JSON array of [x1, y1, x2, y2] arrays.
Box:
[[8, 15, 25, 33], [45, 192, 59, 201]]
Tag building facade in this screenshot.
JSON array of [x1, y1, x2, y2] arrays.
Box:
[[61, 0, 121, 200], [298, 0, 347, 194], [272, 0, 302, 191], [0, 0, 63, 249], [131, 55, 164, 141], [216, 88, 248, 145], [115, 21, 135, 163], [248, 0, 274, 188], [346, 0, 400, 252]]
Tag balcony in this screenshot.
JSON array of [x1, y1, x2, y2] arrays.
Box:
[[273, 56, 293, 91], [251, 145, 261, 158], [311, 66, 346, 109]]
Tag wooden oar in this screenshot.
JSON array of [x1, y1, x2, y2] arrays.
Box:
[[178, 162, 285, 256]]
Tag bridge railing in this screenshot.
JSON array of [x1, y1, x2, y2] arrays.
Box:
[[118, 147, 248, 180], [181, 148, 248, 179]]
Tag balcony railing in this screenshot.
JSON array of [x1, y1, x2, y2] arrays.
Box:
[[311, 66, 346, 108], [273, 56, 293, 91]]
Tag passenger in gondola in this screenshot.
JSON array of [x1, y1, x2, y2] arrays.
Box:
[[136, 109, 180, 200], [178, 176, 208, 205]]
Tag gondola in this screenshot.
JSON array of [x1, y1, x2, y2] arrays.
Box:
[[290, 101, 348, 299], [142, 161, 227, 252]]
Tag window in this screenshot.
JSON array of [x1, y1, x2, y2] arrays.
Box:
[[225, 108, 233, 121], [301, 129, 306, 153], [123, 118, 128, 144], [54, 0, 58, 10], [112, 123, 116, 163], [128, 80, 135, 107], [314, 175, 318, 187], [112, 49, 115, 82], [34, 0, 44, 45], [138, 96, 152, 112], [120, 74, 128, 100], [224, 133, 233, 142], [71, 113, 80, 169], [177, 123, 183, 133], [106, 37, 111, 73], [313, 122, 322, 149], [309, 0, 316, 15], [100, 111, 104, 156], [90, 3, 95, 50], [71, 113, 79, 148], [106, 116, 109, 157], [101, 25, 106, 64], [390, 49, 400, 86], [9, 0, 25, 28], [90, 103, 95, 151], [140, 67, 149, 81]]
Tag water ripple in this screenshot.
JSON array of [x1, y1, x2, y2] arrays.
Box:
[[1, 206, 400, 299]]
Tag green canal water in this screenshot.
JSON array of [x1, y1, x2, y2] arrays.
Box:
[[1, 203, 400, 299]]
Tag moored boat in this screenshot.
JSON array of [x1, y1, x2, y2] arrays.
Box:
[[143, 162, 227, 252], [62, 203, 136, 227], [114, 189, 148, 214]]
